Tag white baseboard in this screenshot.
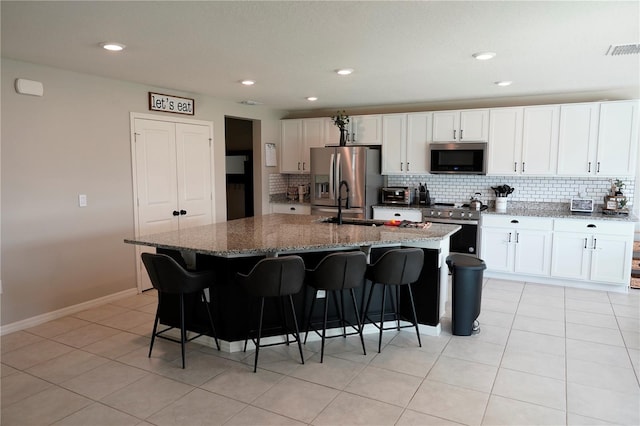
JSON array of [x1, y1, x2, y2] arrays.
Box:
[[0, 288, 139, 336]]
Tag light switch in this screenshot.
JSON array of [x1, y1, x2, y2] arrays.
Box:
[[78, 194, 88, 207]]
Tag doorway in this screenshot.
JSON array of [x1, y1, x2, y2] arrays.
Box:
[[225, 117, 254, 220]]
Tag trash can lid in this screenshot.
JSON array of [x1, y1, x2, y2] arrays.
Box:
[[446, 254, 487, 271]]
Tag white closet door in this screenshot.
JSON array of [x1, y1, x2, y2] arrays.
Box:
[[134, 118, 179, 236], [175, 123, 213, 229]]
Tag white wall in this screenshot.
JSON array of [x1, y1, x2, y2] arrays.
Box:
[[1, 59, 284, 327]]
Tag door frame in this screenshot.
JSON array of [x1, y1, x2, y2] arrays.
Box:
[[129, 112, 215, 292]]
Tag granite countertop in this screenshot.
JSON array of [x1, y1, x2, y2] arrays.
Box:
[[125, 214, 460, 257], [270, 193, 310, 205]]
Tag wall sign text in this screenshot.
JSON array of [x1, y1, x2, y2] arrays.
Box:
[[148, 92, 195, 115]]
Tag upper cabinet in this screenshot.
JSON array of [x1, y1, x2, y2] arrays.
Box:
[[432, 109, 489, 142], [280, 118, 325, 174], [595, 100, 638, 176], [557, 103, 599, 176], [521, 105, 560, 175], [349, 114, 382, 145], [381, 112, 431, 174], [557, 100, 638, 177], [488, 105, 559, 176]]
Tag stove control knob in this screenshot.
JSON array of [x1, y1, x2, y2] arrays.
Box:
[[448, 212, 453, 217], [437, 212, 442, 216], [460, 212, 466, 218]]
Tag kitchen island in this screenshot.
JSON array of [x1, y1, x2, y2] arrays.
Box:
[[125, 214, 460, 350]]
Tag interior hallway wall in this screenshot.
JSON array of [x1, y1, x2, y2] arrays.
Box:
[[1, 59, 284, 327]]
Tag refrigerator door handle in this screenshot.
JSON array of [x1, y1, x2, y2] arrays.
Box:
[[336, 152, 342, 185], [329, 153, 335, 200]]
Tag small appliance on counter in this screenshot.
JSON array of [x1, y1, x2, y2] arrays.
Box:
[[570, 198, 594, 214], [381, 187, 414, 206]]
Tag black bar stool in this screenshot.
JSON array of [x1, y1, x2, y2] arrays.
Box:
[[141, 252, 219, 369], [362, 248, 424, 353], [303, 251, 367, 362], [236, 256, 306, 372]]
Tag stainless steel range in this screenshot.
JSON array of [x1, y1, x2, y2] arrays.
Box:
[[423, 203, 486, 255]]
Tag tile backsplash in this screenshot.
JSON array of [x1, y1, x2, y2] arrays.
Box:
[[270, 173, 634, 207]]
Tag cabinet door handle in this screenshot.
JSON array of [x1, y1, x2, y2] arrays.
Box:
[[297, 162, 301, 171], [587, 224, 597, 228], [180, 210, 187, 215], [400, 162, 403, 171], [351, 132, 356, 142], [302, 162, 306, 171], [593, 238, 597, 250], [597, 162, 600, 173], [460, 129, 464, 140], [510, 219, 519, 224], [453, 129, 457, 140], [508, 232, 512, 243], [394, 213, 401, 217], [407, 162, 410, 171], [290, 207, 296, 211], [588, 162, 591, 173], [522, 162, 526, 173], [514, 162, 517, 172], [516, 232, 519, 243], [172, 210, 180, 216]]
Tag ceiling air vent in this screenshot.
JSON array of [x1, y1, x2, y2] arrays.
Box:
[[605, 44, 640, 56]]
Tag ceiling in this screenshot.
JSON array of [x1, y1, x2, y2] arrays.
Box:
[[2, 1, 639, 114]]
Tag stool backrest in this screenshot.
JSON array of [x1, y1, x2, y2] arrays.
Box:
[[238, 256, 305, 297], [141, 252, 212, 294], [308, 251, 367, 290], [368, 248, 424, 285]]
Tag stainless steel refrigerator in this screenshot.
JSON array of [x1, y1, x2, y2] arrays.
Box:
[[310, 146, 383, 219]]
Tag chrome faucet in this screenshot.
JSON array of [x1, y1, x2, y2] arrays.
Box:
[[337, 180, 350, 225]]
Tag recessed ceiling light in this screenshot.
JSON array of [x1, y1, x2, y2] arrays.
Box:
[[472, 52, 496, 60], [495, 80, 513, 87], [239, 100, 261, 105], [306, 96, 318, 101], [241, 80, 255, 86], [100, 42, 126, 52], [336, 68, 354, 76]]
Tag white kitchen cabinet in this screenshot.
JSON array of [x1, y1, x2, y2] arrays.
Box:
[[595, 100, 638, 176], [372, 207, 423, 222], [521, 105, 560, 175], [349, 114, 382, 145], [480, 216, 553, 276], [558, 101, 638, 177], [551, 219, 633, 285], [488, 106, 559, 175], [557, 103, 599, 176], [432, 109, 489, 142], [323, 117, 341, 146], [280, 118, 325, 173], [381, 112, 431, 174], [488, 107, 523, 175], [271, 203, 311, 215]]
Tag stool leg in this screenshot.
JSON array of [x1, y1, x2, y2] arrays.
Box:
[[304, 289, 318, 344], [288, 295, 305, 366], [148, 299, 161, 358], [394, 286, 401, 331], [201, 291, 219, 351], [279, 297, 290, 346], [339, 290, 347, 338], [320, 291, 329, 363], [179, 294, 186, 369], [378, 284, 387, 353], [349, 288, 366, 356], [362, 281, 375, 325], [253, 297, 265, 373], [406, 285, 422, 348]]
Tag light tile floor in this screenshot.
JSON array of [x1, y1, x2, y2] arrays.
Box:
[[2, 278, 639, 425]]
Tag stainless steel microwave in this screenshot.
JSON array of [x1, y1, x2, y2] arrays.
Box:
[[429, 142, 487, 175]]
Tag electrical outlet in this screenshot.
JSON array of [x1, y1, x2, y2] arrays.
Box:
[[78, 194, 87, 207]]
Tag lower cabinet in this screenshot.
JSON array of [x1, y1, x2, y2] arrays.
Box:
[[271, 203, 311, 215], [551, 219, 633, 285], [480, 216, 553, 276], [372, 207, 423, 222]]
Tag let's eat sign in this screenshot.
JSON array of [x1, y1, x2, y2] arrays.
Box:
[[149, 92, 194, 115]]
